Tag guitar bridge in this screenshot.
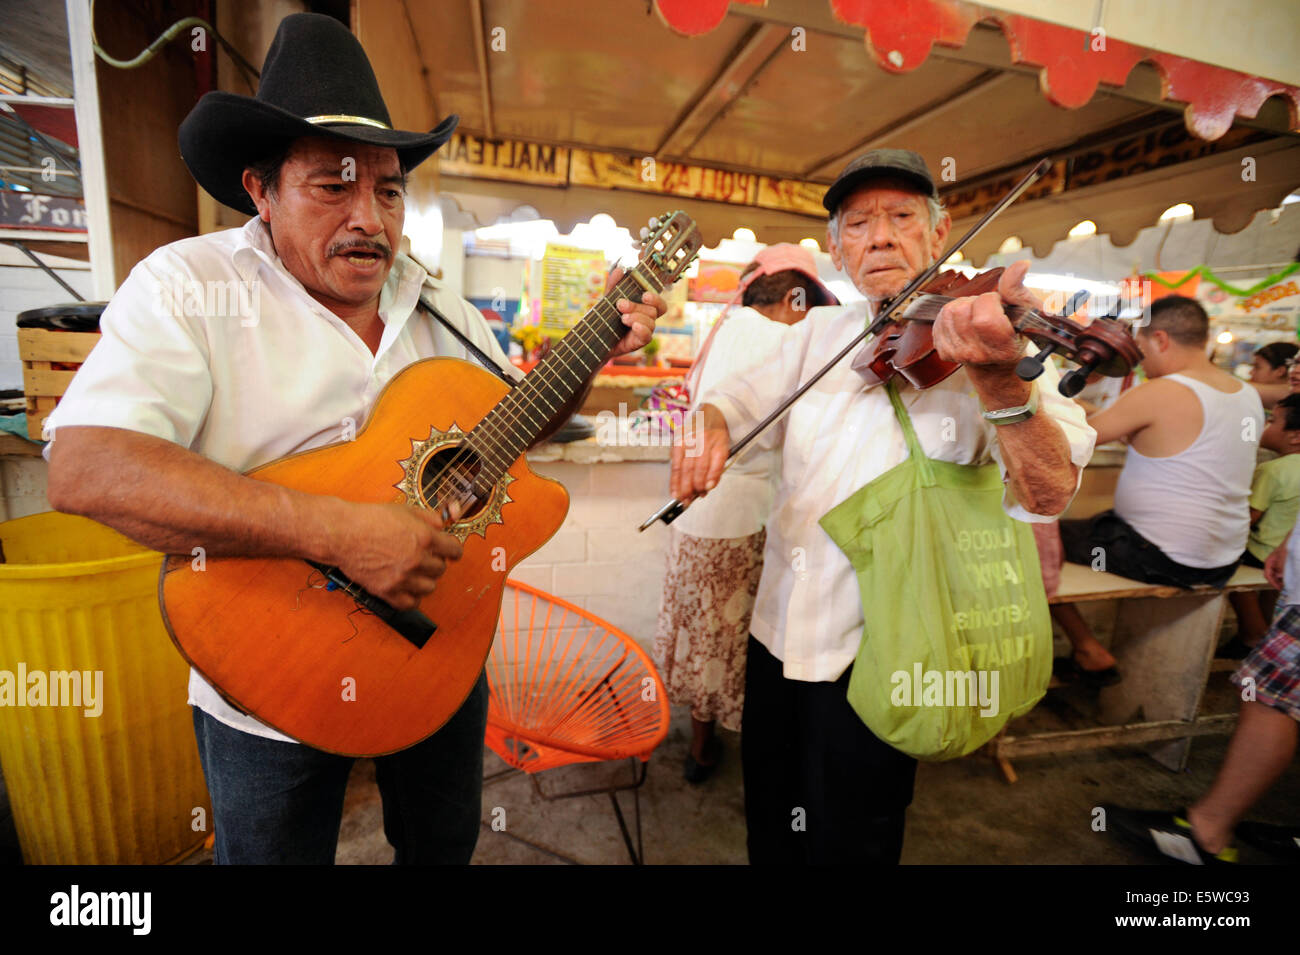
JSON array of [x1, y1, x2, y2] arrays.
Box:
[[307, 561, 437, 649]]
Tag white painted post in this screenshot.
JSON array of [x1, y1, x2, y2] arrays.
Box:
[[64, 0, 116, 299]]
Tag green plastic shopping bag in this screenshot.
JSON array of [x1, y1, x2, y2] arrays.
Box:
[[819, 381, 1052, 760]]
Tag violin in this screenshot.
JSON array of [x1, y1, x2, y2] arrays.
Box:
[[640, 157, 1141, 531], [854, 267, 1143, 398]]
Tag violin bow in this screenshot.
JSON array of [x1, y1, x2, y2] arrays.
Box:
[[639, 157, 1053, 531]]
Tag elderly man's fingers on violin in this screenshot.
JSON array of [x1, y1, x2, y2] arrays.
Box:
[[932, 259, 1039, 370], [994, 259, 1042, 312]]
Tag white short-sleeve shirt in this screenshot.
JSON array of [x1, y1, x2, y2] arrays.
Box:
[[700, 301, 1097, 683], [672, 306, 795, 540], [46, 216, 522, 742]]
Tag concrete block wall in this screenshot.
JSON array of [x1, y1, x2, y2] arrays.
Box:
[[513, 459, 673, 653], [0, 457, 50, 521]]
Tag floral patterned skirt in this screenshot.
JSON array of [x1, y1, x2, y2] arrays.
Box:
[[652, 527, 766, 732]]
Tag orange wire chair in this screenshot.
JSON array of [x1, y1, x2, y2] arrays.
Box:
[[483, 579, 670, 864]]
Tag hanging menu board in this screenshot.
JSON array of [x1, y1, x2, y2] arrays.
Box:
[[539, 243, 607, 339]]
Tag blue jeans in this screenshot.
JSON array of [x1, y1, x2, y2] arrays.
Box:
[[192, 673, 488, 864]]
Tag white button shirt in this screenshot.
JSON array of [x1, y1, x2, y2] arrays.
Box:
[[699, 300, 1096, 683], [672, 306, 795, 539], [46, 216, 522, 742]]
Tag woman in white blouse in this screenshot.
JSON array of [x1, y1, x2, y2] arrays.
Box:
[[653, 244, 836, 782]]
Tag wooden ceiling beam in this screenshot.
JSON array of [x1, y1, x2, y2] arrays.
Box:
[[469, 0, 495, 139], [654, 22, 786, 159], [397, 0, 443, 128], [800, 70, 1011, 179]]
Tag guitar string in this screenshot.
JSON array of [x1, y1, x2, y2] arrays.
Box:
[[903, 298, 1077, 347], [425, 274, 648, 501], [417, 273, 645, 506], [420, 269, 670, 515], [423, 225, 694, 507]]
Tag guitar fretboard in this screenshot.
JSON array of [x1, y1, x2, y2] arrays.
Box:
[[466, 270, 663, 487]]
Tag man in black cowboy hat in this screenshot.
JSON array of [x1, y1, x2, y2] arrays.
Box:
[[45, 13, 663, 864]]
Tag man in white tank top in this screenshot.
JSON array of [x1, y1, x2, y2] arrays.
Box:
[[1051, 295, 1265, 682]]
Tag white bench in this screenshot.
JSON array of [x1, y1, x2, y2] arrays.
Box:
[[988, 563, 1270, 783]]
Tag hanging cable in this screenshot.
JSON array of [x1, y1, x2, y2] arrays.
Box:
[[89, 0, 260, 90]]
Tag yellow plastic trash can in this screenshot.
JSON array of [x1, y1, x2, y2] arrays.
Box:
[[0, 511, 210, 864]]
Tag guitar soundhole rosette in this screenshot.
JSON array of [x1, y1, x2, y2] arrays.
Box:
[[395, 425, 514, 542]]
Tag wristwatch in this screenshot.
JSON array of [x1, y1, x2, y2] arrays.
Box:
[[980, 382, 1039, 426]]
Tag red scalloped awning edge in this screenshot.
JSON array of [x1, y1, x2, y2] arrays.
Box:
[[652, 0, 1299, 143], [652, 0, 766, 37], [831, 0, 1300, 141]]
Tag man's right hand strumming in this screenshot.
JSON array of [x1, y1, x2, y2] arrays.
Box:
[[670, 403, 731, 504], [325, 500, 464, 610], [49, 426, 464, 612]]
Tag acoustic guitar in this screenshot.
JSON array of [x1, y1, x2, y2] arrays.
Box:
[[160, 211, 702, 756]]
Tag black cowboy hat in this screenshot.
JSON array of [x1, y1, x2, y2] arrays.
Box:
[[179, 13, 458, 215]]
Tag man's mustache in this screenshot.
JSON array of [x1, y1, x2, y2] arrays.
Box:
[[329, 240, 392, 259]]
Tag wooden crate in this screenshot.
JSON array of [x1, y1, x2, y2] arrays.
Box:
[[18, 327, 101, 441]]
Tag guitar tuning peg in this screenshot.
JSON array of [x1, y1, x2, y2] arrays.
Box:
[[639, 226, 650, 240], [648, 217, 660, 229]]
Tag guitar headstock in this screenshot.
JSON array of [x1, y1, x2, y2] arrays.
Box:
[[633, 210, 702, 288]]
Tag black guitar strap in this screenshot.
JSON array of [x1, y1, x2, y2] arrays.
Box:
[[418, 297, 518, 388]]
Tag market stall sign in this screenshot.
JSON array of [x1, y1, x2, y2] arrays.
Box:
[[1194, 269, 1300, 333], [438, 133, 569, 186], [689, 259, 745, 304], [0, 193, 87, 232], [943, 162, 1067, 223], [755, 176, 829, 217], [440, 134, 831, 219], [437, 121, 1270, 228], [569, 151, 757, 204], [944, 124, 1265, 222], [1067, 124, 1264, 190], [1228, 277, 1300, 331]]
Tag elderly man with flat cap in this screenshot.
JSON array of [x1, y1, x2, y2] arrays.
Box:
[[45, 13, 663, 864], [672, 149, 1095, 864]]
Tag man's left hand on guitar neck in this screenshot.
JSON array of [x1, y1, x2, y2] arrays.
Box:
[[607, 265, 666, 358], [530, 266, 668, 445]]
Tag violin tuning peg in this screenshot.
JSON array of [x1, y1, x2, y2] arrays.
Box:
[[1015, 341, 1057, 382], [1059, 367, 1089, 398], [1015, 354, 1046, 382]]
